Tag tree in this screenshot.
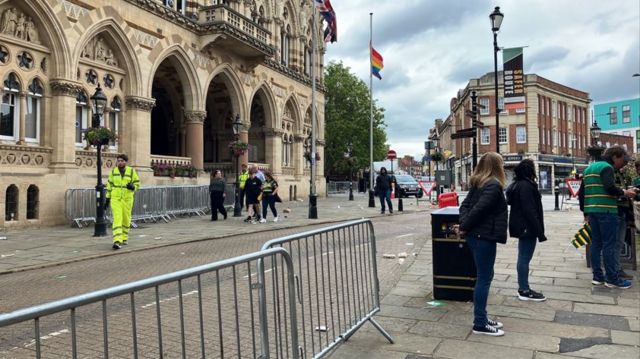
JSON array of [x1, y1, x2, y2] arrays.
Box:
[[324, 61, 388, 178]]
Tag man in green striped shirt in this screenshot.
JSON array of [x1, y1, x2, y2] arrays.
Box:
[[579, 146, 636, 289]]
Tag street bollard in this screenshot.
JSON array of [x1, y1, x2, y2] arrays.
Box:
[[554, 185, 560, 211], [398, 195, 403, 212], [369, 189, 376, 207]]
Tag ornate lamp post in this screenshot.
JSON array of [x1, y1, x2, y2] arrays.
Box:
[[232, 114, 243, 217], [587, 120, 603, 161], [345, 142, 354, 201], [91, 84, 108, 237], [490, 6, 504, 153]]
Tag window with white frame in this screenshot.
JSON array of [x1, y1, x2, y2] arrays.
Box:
[[1, 73, 20, 140], [623, 105, 630, 123], [109, 97, 121, 148], [25, 78, 43, 143], [541, 128, 545, 145], [479, 98, 489, 115], [75, 91, 89, 146], [609, 106, 617, 124], [499, 127, 507, 144], [568, 105, 572, 121], [546, 130, 549, 146], [552, 100, 557, 118], [480, 127, 490, 144], [516, 125, 526, 143], [497, 98, 508, 114], [623, 130, 630, 137]]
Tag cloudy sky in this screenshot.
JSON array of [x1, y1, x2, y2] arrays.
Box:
[[323, 0, 640, 158]]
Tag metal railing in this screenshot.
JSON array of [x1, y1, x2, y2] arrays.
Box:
[[65, 185, 235, 228], [259, 219, 393, 359], [326, 181, 352, 195], [0, 248, 299, 359]]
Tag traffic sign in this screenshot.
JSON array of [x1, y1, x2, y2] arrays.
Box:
[[387, 149, 397, 160], [566, 179, 582, 198], [451, 128, 476, 139]]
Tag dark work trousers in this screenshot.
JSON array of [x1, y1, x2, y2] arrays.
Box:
[[210, 191, 227, 220], [262, 195, 278, 220], [239, 188, 247, 210]]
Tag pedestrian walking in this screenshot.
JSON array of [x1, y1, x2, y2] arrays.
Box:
[[458, 152, 508, 336], [244, 168, 262, 223], [613, 163, 635, 280], [375, 167, 395, 214], [105, 154, 140, 250], [209, 170, 227, 221], [260, 170, 280, 223], [238, 163, 250, 211], [578, 146, 635, 289], [506, 159, 547, 302]]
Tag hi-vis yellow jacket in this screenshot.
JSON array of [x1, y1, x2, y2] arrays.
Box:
[[106, 166, 140, 200]]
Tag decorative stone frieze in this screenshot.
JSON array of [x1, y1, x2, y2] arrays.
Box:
[[74, 150, 120, 169], [80, 36, 119, 67], [50, 79, 83, 97], [263, 127, 284, 137], [184, 111, 207, 124], [125, 96, 156, 112], [0, 144, 52, 167], [0, 7, 40, 44]]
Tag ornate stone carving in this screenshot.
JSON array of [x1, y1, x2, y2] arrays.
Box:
[[184, 111, 207, 124], [74, 150, 119, 169], [81, 36, 118, 67], [125, 96, 156, 112], [63, 0, 90, 21], [0, 8, 40, 44], [133, 29, 160, 49], [263, 127, 284, 137], [50, 79, 83, 97], [0, 144, 52, 167]]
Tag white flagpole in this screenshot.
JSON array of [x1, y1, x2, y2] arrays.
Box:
[[309, 1, 318, 218], [368, 12, 375, 207]]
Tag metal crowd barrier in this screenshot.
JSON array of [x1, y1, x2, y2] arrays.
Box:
[[259, 219, 394, 359], [326, 181, 352, 195], [65, 185, 235, 228], [0, 248, 299, 359]]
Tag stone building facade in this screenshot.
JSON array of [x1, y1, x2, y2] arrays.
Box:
[[0, 0, 327, 228], [442, 72, 591, 192]]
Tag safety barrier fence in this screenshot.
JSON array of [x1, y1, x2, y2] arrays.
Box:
[[0, 220, 391, 358], [325, 181, 353, 195], [0, 247, 299, 359], [65, 185, 235, 228], [259, 219, 393, 359]]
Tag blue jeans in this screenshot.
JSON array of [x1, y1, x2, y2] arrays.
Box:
[[588, 213, 619, 283], [262, 195, 277, 219], [378, 189, 392, 213], [614, 214, 626, 273], [466, 236, 496, 327], [517, 232, 537, 291]]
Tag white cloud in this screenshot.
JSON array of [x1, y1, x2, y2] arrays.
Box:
[[324, 0, 640, 159]]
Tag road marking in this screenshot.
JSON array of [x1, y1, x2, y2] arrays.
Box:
[[0, 253, 15, 258], [396, 233, 415, 239], [141, 290, 199, 309], [243, 268, 273, 278], [22, 329, 70, 348], [307, 251, 335, 259]]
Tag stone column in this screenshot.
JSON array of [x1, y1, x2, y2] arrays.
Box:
[[239, 126, 249, 167], [185, 110, 206, 170], [124, 96, 155, 168], [294, 134, 305, 176], [50, 79, 83, 169], [17, 91, 27, 144], [264, 127, 283, 174]]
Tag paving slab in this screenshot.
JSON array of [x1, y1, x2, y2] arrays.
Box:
[[433, 339, 533, 359], [554, 310, 631, 331], [573, 302, 640, 318], [407, 320, 471, 340], [499, 317, 609, 339], [560, 344, 640, 359], [467, 330, 560, 352], [610, 330, 640, 346]]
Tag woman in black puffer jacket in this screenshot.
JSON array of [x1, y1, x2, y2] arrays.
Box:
[[506, 159, 547, 302], [459, 152, 508, 337]]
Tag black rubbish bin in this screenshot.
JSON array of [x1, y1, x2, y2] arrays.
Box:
[[431, 207, 476, 301]]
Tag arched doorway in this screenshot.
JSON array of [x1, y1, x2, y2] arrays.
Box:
[[150, 57, 188, 156], [203, 75, 236, 170], [27, 185, 39, 219], [248, 89, 269, 163], [5, 184, 18, 221]]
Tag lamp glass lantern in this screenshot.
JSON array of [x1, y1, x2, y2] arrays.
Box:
[[90, 84, 107, 128], [590, 120, 601, 143], [232, 114, 241, 136], [490, 6, 504, 32]]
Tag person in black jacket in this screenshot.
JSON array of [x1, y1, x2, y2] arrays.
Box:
[[375, 167, 395, 214], [506, 159, 547, 302], [209, 170, 227, 221], [459, 152, 508, 337]]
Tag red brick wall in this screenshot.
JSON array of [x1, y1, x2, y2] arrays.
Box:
[[600, 133, 634, 153]]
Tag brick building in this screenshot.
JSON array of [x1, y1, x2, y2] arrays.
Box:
[[439, 72, 591, 192]]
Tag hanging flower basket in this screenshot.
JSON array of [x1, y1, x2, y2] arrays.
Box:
[[228, 141, 249, 157], [84, 127, 117, 147]]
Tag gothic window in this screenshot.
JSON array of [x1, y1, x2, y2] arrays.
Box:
[[109, 97, 121, 147], [26, 185, 39, 220], [17, 51, 33, 70], [26, 78, 43, 142], [1, 73, 20, 140], [304, 41, 311, 76], [104, 74, 115, 89], [86, 69, 98, 85], [281, 25, 291, 65], [5, 184, 18, 221], [0, 45, 8, 64], [75, 91, 89, 146]]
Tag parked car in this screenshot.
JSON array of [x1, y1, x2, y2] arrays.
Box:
[[394, 175, 423, 198]]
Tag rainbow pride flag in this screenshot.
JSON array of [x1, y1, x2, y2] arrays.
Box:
[[371, 46, 383, 79]]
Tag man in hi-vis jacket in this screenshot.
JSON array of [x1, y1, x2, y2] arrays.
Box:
[[106, 154, 140, 249]]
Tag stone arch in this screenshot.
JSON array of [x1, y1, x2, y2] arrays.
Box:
[[5, 184, 18, 221], [204, 65, 246, 121], [26, 184, 39, 220], [3, 71, 23, 91], [73, 18, 142, 96], [17, 0, 71, 78], [283, 93, 302, 132], [148, 45, 202, 110], [249, 83, 277, 129]]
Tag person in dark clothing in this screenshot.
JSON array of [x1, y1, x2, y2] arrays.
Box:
[[458, 152, 508, 337], [260, 170, 279, 223], [209, 170, 227, 221], [505, 159, 547, 302], [243, 168, 262, 223], [578, 146, 635, 289], [375, 167, 395, 214]]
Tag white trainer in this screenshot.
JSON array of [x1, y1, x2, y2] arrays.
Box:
[[273, 217, 279, 222]]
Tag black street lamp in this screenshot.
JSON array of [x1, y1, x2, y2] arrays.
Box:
[[345, 142, 354, 201], [587, 120, 604, 161], [432, 134, 440, 199], [232, 114, 242, 217], [91, 84, 108, 237], [490, 6, 504, 154]]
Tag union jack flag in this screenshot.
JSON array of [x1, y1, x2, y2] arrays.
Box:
[[314, 0, 337, 43]]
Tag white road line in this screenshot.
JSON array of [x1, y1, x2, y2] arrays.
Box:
[[307, 251, 335, 259], [22, 329, 70, 348], [395, 233, 415, 239], [141, 290, 199, 309], [243, 268, 273, 278]]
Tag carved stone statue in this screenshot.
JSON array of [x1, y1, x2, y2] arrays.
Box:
[[299, 2, 310, 35], [25, 17, 38, 43], [104, 48, 117, 67], [95, 37, 106, 62], [15, 13, 25, 39], [1, 8, 17, 35], [275, 1, 284, 20]]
